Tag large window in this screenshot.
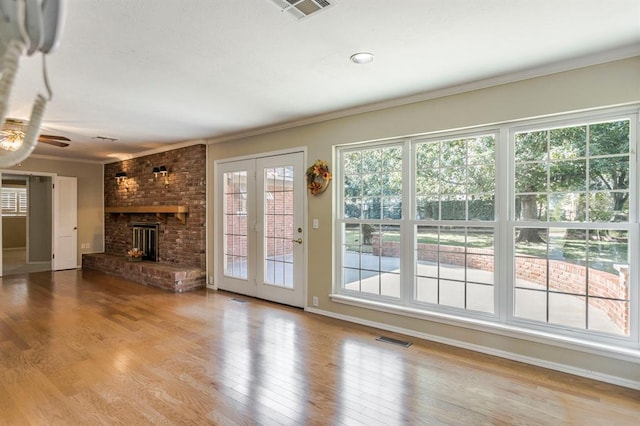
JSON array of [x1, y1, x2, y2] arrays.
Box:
[[340, 133, 497, 314], [1, 187, 27, 216], [336, 108, 638, 346]]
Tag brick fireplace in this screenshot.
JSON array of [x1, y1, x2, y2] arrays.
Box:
[[82, 144, 207, 292]]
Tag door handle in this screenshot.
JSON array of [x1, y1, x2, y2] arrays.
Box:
[[292, 238, 303, 244]]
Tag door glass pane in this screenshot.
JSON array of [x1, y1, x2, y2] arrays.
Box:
[[264, 166, 294, 288], [224, 171, 247, 279]]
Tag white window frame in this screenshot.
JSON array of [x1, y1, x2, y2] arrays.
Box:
[[334, 105, 639, 351], [336, 139, 408, 304], [506, 109, 639, 346], [336, 129, 501, 322], [1, 187, 27, 217]]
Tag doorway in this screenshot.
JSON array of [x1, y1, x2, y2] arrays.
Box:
[[1, 174, 53, 275], [215, 151, 306, 307]]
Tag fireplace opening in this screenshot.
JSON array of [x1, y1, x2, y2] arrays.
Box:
[[132, 223, 159, 262]]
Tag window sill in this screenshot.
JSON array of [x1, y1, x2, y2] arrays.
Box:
[[329, 293, 640, 364]]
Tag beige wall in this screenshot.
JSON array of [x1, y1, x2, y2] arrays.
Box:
[[5, 156, 104, 266], [2, 217, 26, 248], [207, 57, 640, 386]]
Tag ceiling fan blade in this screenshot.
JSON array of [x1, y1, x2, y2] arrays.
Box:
[[38, 137, 69, 148], [39, 134, 71, 142], [3, 120, 71, 147]]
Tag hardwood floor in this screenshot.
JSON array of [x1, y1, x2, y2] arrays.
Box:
[[2, 249, 51, 276], [1, 270, 638, 425]]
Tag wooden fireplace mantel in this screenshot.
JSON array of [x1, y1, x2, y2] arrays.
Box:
[[105, 205, 189, 223]]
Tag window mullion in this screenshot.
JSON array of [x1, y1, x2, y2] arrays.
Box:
[[497, 126, 511, 324], [401, 139, 413, 305]]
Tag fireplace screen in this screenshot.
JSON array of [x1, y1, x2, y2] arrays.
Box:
[[132, 223, 159, 262]]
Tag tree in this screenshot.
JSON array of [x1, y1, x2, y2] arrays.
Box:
[[514, 130, 549, 243], [344, 146, 403, 219], [415, 135, 495, 221], [588, 121, 629, 217], [514, 120, 630, 242]]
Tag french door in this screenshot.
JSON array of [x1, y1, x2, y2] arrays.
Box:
[[215, 152, 305, 307]]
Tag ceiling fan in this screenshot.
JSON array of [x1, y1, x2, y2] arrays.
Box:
[[0, 0, 66, 166], [1, 118, 70, 150]]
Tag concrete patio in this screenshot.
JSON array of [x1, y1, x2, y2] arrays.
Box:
[[343, 252, 624, 335]]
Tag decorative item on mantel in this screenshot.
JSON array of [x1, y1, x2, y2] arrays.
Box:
[[306, 159, 332, 195], [127, 248, 144, 262]]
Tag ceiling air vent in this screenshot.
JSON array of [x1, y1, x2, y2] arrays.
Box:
[[270, 0, 334, 20]]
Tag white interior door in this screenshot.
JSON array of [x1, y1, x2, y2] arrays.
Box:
[[216, 152, 306, 307], [53, 175, 77, 270]]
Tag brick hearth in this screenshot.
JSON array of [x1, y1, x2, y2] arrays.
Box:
[[82, 253, 205, 293]]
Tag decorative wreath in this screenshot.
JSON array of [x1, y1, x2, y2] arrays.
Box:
[[306, 159, 332, 195]]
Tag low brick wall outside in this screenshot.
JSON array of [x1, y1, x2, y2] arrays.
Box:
[[372, 236, 629, 332]]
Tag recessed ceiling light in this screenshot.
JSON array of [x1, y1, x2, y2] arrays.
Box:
[[350, 52, 374, 64]]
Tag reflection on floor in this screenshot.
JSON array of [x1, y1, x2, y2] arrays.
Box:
[[0, 270, 638, 424], [2, 248, 51, 276]]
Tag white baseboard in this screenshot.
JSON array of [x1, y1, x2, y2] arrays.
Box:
[[305, 306, 640, 391]]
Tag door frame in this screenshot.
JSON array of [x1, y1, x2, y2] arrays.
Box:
[[212, 147, 308, 307], [0, 169, 57, 276]]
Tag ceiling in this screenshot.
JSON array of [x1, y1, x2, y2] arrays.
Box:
[[7, 0, 640, 163]]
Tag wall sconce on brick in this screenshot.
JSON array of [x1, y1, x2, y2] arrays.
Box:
[[153, 166, 169, 186], [115, 172, 127, 183], [115, 172, 129, 190]]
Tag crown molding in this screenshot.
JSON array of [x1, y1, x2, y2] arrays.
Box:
[[23, 154, 105, 165], [103, 139, 207, 164]]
